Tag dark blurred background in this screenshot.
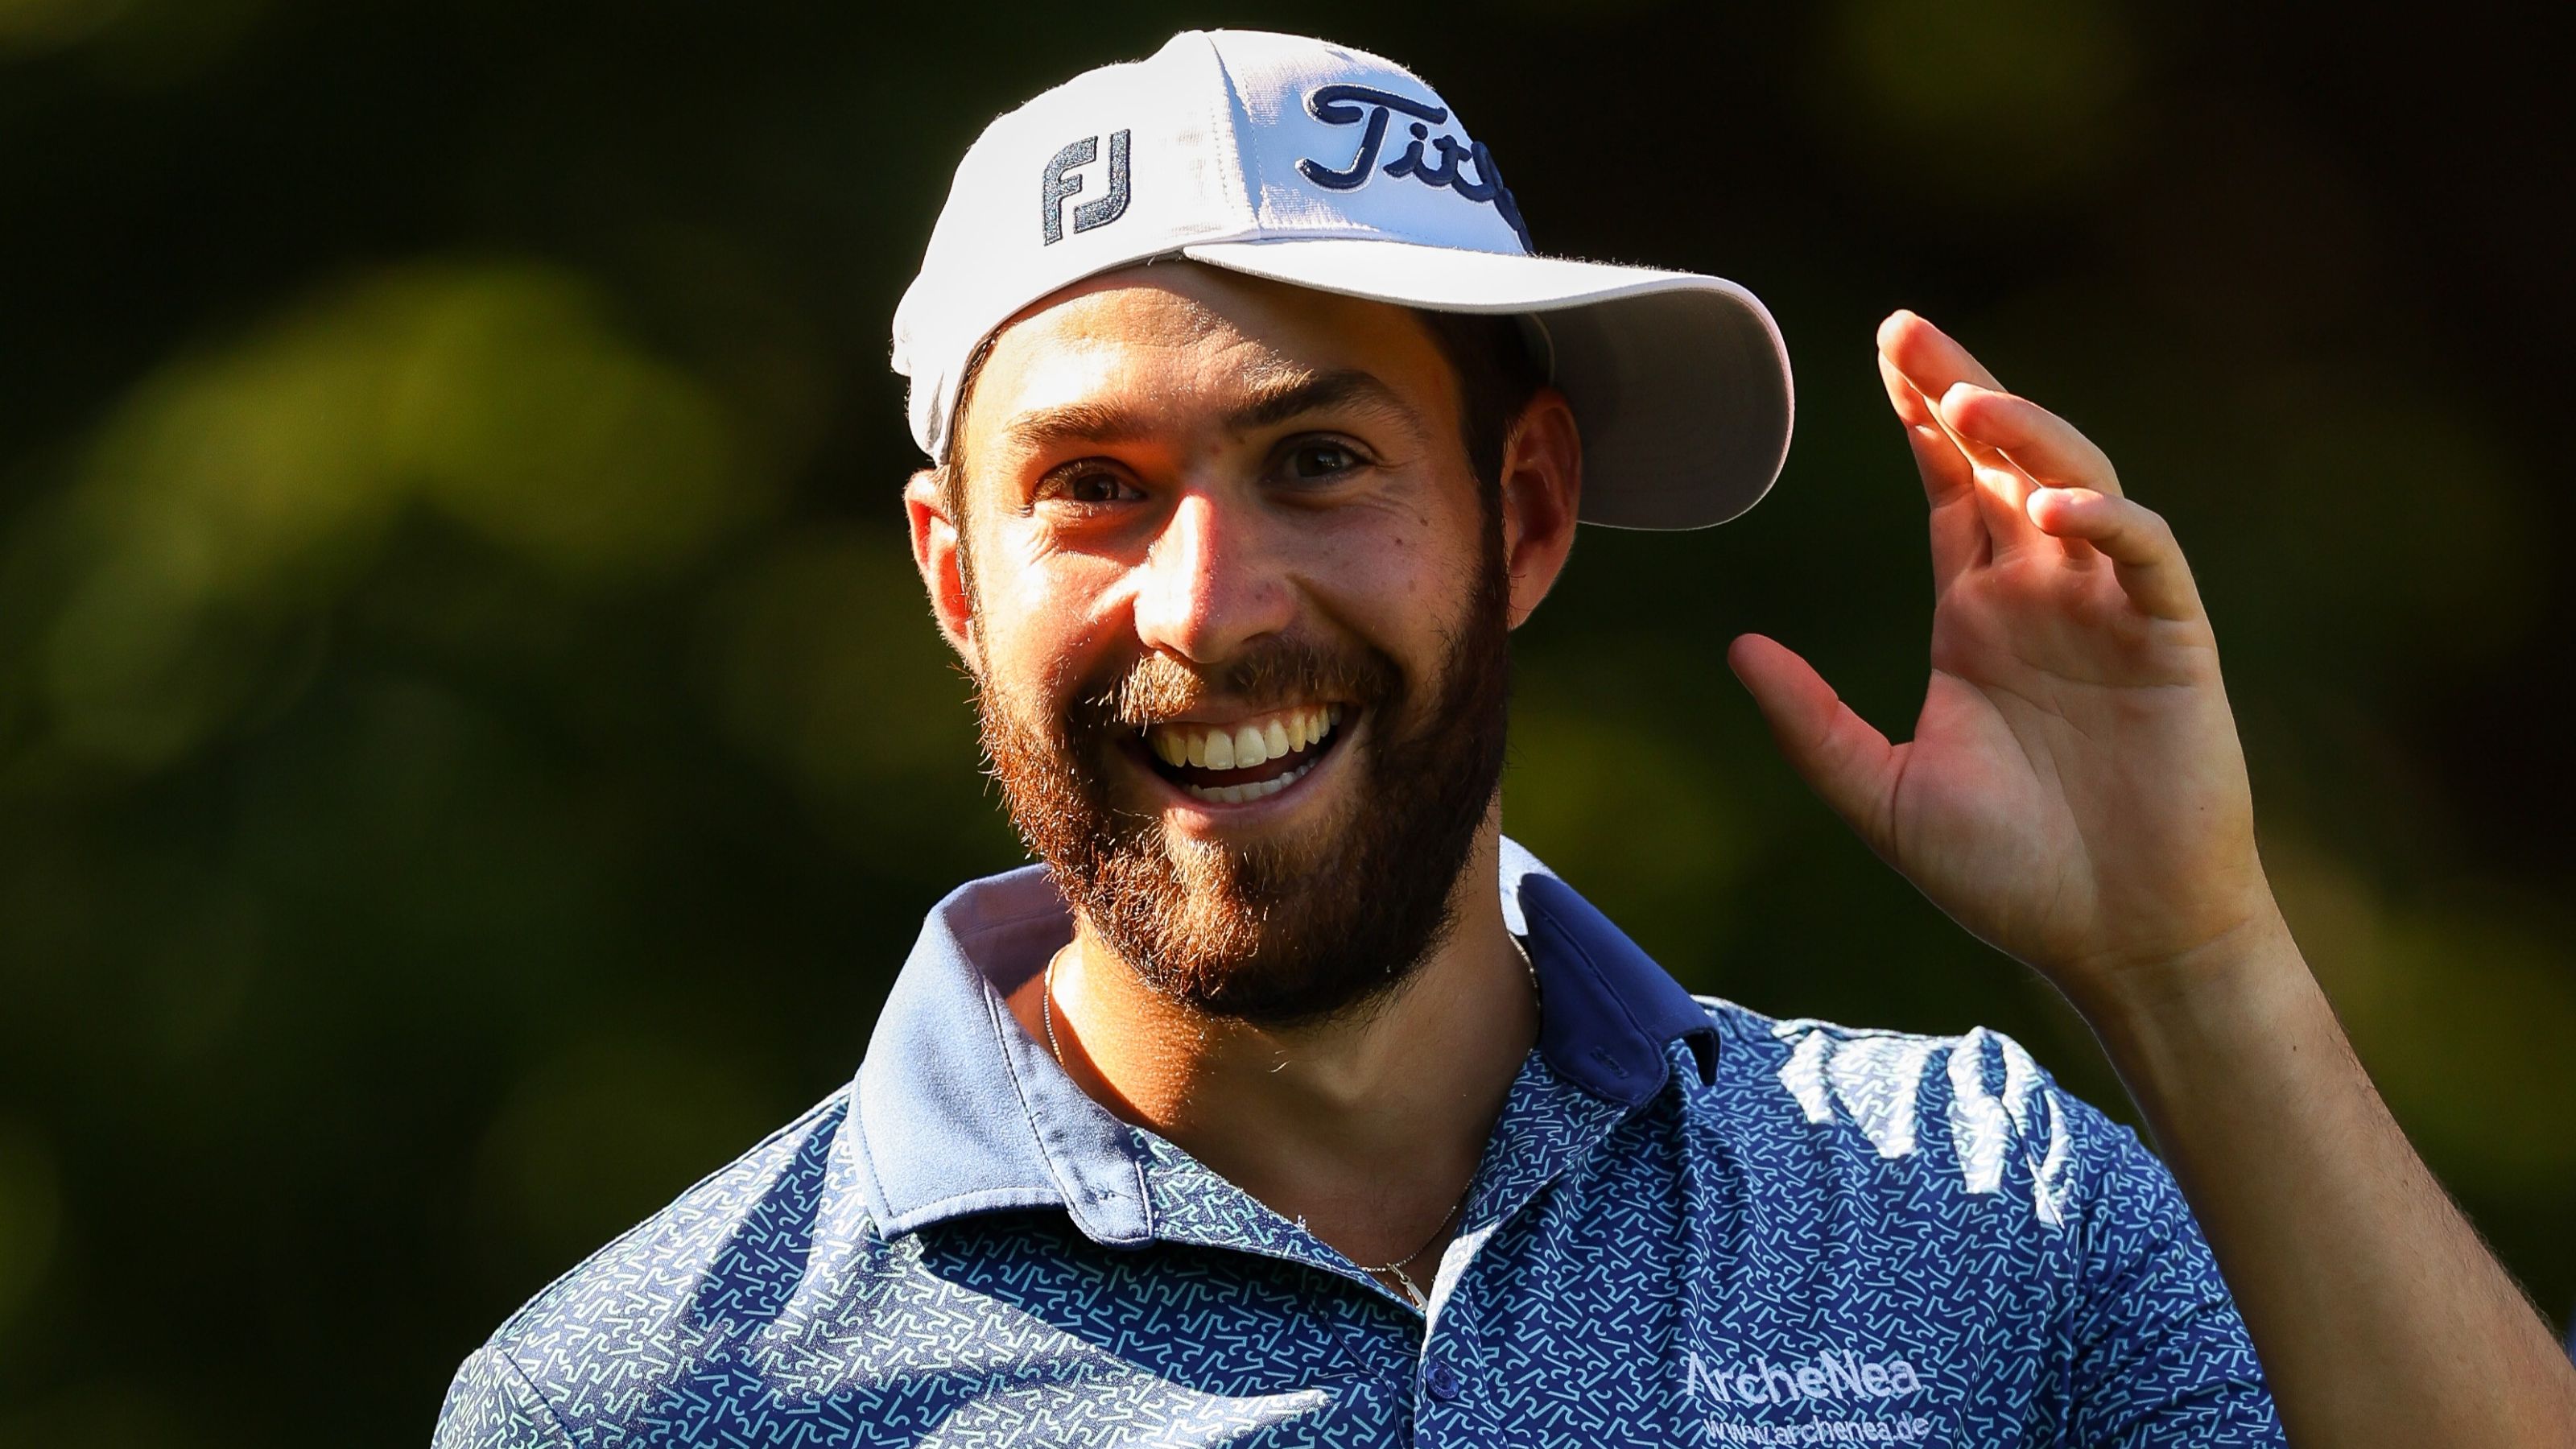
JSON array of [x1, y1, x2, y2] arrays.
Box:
[[2, 0, 2570, 1440]]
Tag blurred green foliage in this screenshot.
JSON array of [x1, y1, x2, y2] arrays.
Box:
[[2, 1, 2570, 1441]]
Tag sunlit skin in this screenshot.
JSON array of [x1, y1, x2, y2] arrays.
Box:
[[909, 267, 2576, 1442], [1731, 313, 2276, 1010], [1734, 312, 2576, 1445], [904, 262, 1581, 1286]]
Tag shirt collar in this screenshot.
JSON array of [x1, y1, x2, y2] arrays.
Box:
[[846, 836, 1719, 1243]]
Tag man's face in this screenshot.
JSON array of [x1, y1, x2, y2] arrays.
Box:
[[924, 263, 1525, 1025]]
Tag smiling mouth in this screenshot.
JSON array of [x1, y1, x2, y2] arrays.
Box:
[[1138, 704, 1347, 804]]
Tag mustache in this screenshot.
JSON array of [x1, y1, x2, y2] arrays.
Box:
[[1075, 635, 1403, 731]]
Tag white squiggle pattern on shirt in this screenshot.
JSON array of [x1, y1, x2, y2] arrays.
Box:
[[1776, 1022, 2074, 1225]]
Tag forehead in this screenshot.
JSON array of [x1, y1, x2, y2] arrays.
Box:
[[956, 263, 1454, 458]]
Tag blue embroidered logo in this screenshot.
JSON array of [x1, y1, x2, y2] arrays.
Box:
[[1041, 130, 1130, 246], [1296, 85, 1532, 250]]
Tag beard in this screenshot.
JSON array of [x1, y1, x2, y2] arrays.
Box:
[[973, 539, 1511, 1027]]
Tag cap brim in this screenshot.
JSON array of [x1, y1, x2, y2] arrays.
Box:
[[1182, 237, 1792, 530]]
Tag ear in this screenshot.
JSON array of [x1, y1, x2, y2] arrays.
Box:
[[904, 468, 981, 674], [1497, 386, 1582, 629]]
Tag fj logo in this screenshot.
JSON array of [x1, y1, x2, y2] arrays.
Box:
[[1041, 129, 1130, 245]]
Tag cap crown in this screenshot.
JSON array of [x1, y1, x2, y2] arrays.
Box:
[[892, 30, 1530, 458]]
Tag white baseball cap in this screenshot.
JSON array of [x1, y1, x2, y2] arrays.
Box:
[[890, 29, 1793, 530]]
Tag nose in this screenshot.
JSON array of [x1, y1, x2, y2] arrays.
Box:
[[1129, 491, 1296, 665]]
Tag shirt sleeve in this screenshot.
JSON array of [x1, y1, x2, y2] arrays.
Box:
[[2062, 1096, 2286, 1447], [432, 1344, 574, 1449]]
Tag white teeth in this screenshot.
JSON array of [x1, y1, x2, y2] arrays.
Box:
[[1181, 758, 1316, 804], [1145, 705, 1344, 781]]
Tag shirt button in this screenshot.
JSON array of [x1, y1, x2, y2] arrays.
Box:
[[1421, 1359, 1463, 1402]]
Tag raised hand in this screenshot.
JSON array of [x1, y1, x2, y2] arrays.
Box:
[[1727, 311, 2286, 1009]]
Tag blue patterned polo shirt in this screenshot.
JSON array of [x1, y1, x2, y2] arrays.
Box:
[[434, 840, 2283, 1447]]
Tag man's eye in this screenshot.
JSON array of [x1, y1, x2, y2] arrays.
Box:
[[1042, 469, 1140, 506], [1283, 440, 1363, 481]]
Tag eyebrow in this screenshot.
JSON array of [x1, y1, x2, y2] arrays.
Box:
[[1231, 367, 1418, 434], [1000, 367, 1422, 453]]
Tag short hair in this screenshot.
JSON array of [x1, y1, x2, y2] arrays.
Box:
[[1417, 308, 1550, 506], [933, 304, 1547, 532]]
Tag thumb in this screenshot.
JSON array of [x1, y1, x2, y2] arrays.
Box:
[[1726, 634, 1901, 853]]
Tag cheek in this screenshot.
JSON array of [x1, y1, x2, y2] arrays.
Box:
[[1311, 510, 1486, 658], [968, 540, 1128, 696]]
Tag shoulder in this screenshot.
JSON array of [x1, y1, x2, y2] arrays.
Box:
[[437, 1088, 865, 1447], [1673, 1001, 2275, 1438], [1679, 997, 2154, 1233], [491, 1087, 857, 1349]]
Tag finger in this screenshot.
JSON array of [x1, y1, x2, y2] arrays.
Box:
[[1877, 313, 2048, 559], [1938, 385, 2050, 564], [1877, 352, 1973, 494], [1876, 309, 2004, 406], [1940, 382, 2098, 564], [1878, 353, 1988, 588], [1726, 634, 1901, 855], [2024, 488, 2206, 621], [1875, 313, 2006, 481], [1937, 383, 2124, 498]]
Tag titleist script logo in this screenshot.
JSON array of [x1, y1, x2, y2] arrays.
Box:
[[1686, 1348, 1929, 1407], [1041, 129, 1130, 245], [1295, 84, 1533, 250]]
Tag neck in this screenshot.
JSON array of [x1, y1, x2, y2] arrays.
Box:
[[1009, 820, 1538, 1278]]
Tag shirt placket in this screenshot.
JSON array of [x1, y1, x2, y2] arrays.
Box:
[[1106, 1022, 1675, 1446]]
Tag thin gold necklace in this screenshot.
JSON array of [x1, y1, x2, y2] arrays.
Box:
[[1352, 1198, 1465, 1310], [1040, 935, 1541, 1311]]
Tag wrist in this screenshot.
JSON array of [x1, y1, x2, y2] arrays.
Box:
[[2067, 904, 2317, 1058]]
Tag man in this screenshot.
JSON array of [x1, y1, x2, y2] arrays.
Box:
[[435, 30, 2576, 1447]]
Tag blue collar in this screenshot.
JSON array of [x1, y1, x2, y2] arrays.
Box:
[[847, 836, 1719, 1245]]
